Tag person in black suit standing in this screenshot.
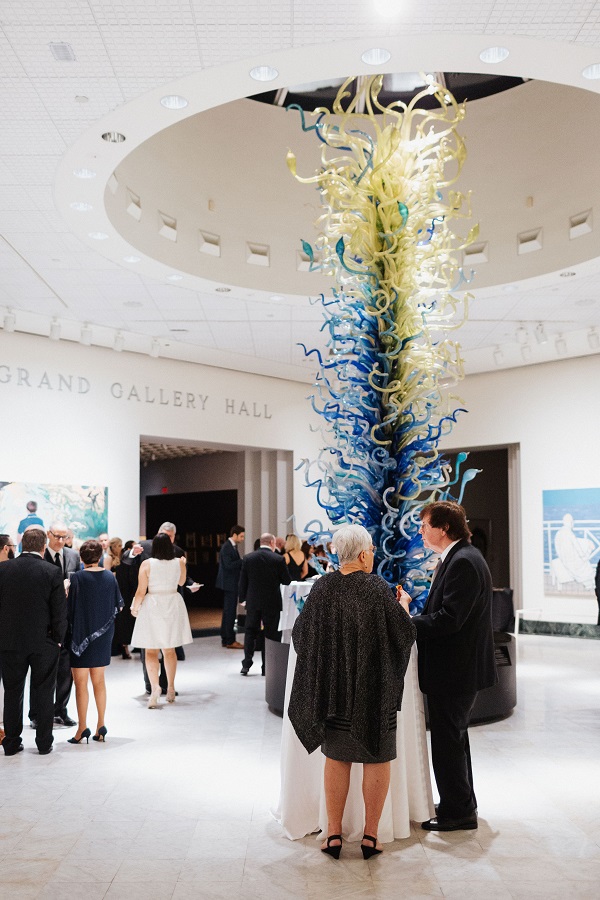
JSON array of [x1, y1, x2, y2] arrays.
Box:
[[238, 532, 291, 676], [216, 525, 245, 649], [409, 501, 496, 832], [129, 522, 200, 692], [0, 527, 67, 755], [28, 521, 80, 728]]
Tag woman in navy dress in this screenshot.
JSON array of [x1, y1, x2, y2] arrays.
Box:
[[67, 539, 123, 744]]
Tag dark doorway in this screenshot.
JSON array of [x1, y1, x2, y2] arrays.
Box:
[[146, 489, 237, 607], [445, 448, 510, 589]]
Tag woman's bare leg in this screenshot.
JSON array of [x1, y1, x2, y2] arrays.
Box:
[[362, 761, 391, 847], [89, 666, 107, 731], [145, 649, 160, 694], [322, 757, 352, 847], [163, 648, 177, 694], [71, 668, 89, 739]]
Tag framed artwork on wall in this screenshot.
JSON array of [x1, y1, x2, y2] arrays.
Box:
[[543, 488, 600, 596], [0, 481, 108, 545]]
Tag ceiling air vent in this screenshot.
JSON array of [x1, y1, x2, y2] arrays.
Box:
[[158, 212, 177, 242], [199, 231, 221, 257], [569, 209, 593, 239], [517, 227, 542, 255], [49, 42, 76, 62], [126, 189, 142, 222], [463, 241, 488, 265], [246, 241, 270, 267]]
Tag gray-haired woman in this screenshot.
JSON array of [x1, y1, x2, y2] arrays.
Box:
[[288, 523, 415, 859]]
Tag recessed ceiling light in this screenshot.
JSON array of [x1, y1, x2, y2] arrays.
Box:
[[559, 271, 576, 277], [88, 231, 109, 240], [123, 255, 141, 263], [170, 328, 189, 333], [361, 48, 391, 66], [74, 95, 88, 103], [479, 46, 510, 64], [70, 201, 93, 211], [575, 297, 595, 306], [73, 167, 96, 179], [102, 131, 126, 143], [167, 274, 183, 281], [123, 300, 142, 308], [582, 63, 600, 80], [249, 65, 279, 82], [215, 286, 231, 293], [160, 95, 188, 109]]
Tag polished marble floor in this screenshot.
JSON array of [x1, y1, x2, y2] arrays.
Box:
[[1, 634, 599, 899]]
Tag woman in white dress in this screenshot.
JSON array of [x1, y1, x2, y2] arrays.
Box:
[[131, 533, 193, 708]]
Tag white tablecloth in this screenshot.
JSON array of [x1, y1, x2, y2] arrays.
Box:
[[273, 641, 434, 843], [279, 581, 316, 641]]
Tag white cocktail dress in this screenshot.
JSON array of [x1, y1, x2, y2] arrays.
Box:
[[131, 557, 193, 648]]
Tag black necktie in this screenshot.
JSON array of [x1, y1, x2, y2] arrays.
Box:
[[54, 552, 63, 574]]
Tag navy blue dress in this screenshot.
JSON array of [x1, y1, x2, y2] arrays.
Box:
[[68, 569, 123, 668]]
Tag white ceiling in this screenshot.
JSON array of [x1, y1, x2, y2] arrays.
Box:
[[2, 1, 600, 382]]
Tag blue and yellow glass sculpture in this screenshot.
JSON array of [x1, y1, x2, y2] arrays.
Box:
[[288, 75, 479, 609]]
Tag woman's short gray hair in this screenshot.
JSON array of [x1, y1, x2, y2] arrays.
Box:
[[332, 524, 373, 566]]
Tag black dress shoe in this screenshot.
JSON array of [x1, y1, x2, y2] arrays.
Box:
[[240, 666, 250, 676], [4, 743, 24, 756], [421, 815, 478, 832], [54, 715, 77, 727], [38, 747, 53, 755]]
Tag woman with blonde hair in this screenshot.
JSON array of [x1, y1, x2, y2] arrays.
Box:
[[104, 537, 137, 659], [283, 534, 308, 581]]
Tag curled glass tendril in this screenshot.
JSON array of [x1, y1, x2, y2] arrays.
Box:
[[288, 76, 479, 610]]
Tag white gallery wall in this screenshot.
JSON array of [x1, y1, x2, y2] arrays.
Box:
[[1, 330, 599, 623]]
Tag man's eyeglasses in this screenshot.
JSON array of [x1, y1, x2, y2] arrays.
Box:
[[50, 532, 67, 540]]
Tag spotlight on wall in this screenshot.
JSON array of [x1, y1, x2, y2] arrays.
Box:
[[588, 327, 600, 350], [555, 333, 567, 355], [150, 339, 160, 358], [515, 324, 528, 345], [49, 318, 61, 341], [114, 331, 124, 352], [3, 309, 16, 332], [534, 322, 548, 344], [493, 345, 504, 366], [80, 323, 92, 346]]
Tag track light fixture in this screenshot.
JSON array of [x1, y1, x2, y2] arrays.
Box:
[[534, 322, 548, 345], [3, 309, 16, 332]]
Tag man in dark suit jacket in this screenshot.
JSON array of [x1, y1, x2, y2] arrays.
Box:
[[238, 532, 291, 676], [28, 522, 80, 728], [410, 501, 496, 832], [0, 527, 67, 755], [216, 524, 245, 649], [129, 522, 200, 691]]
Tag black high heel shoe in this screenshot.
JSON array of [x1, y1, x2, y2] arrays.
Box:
[[67, 728, 91, 745], [361, 834, 382, 860], [92, 726, 107, 742], [321, 834, 342, 859]]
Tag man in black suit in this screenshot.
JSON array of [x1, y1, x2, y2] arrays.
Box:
[[216, 524, 245, 649], [28, 522, 80, 728], [410, 501, 496, 832], [0, 527, 67, 755], [129, 522, 200, 692], [238, 532, 291, 676]]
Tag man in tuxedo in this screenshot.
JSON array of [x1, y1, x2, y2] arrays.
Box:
[[216, 524, 245, 649], [238, 532, 291, 676], [0, 527, 66, 755], [129, 522, 200, 692], [411, 501, 496, 832], [28, 522, 80, 728]]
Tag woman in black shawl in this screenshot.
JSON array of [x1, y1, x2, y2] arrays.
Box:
[[67, 539, 123, 744], [288, 524, 415, 859]]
